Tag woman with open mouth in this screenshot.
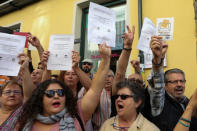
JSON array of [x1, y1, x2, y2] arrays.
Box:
[[100, 80, 160, 131], [16, 43, 111, 131]]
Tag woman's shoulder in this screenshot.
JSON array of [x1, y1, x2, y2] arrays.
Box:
[[100, 116, 116, 131], [140, 113, 160, 131]]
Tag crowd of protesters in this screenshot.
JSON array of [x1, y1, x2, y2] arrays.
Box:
[[0, 24, 197, 131]]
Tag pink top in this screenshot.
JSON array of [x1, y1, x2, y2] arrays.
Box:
[[31, 100, 85, 131]]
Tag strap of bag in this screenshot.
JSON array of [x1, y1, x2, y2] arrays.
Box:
[[75, 113, 85, 131]]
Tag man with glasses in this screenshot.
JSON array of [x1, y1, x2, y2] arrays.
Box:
[[148, 36, 197, 130], [81, 59, 94, 79]]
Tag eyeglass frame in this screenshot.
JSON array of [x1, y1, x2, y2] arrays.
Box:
[[2, 90, 22, 96], [114, 94, 134, 100], [167, 80, 186, 85], [44, 89, 65, 98], [82, 62, 92, 66]]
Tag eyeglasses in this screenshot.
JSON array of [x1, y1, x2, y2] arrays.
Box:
[[114, 94, 134, 100], [82, 62, 92, 66], [167, 80, 186, 85], [44, 89, 65, 98], [2, 90, 22, 96]]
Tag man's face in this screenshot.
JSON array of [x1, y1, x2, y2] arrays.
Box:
[[165, 73, 186, 100], [82, 62, 93, 73], [31, 69, 43, 85], [128, 74, 143, 88]]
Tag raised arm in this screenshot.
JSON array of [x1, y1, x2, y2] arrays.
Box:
[[18, 53, 36, 102], [27, 33, 44, 62], [174, 89, 197, 131], [130, 60, 141, 74], [112, 25, 135, 95], [147, 36, 168, 116], [41, 51, 51, 82], [72, 51, 91, 91], [81, 43, 111, 122]]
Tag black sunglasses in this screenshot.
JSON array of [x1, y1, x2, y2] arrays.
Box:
[[82, 62, 92, 66], [44, 89, 65, 98], [114, 94, 134, 100]]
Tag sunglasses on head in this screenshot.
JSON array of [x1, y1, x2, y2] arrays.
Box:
[[114, 94, 134, 100], [44, 89, 65, 98], [82, 62, 92, 66]]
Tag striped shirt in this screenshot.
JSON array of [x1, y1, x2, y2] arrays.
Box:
[[0, 106, 23, 131], [92, 88, 111, 131]]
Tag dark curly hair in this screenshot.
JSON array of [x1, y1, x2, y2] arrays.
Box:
[[18, 79, 77, 130], [116, 79, 145, 113]]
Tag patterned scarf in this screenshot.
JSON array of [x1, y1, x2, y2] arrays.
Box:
[[22, 108, 75, 131]]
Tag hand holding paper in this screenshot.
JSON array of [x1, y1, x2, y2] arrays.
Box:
[[27, 33, 41, 48], [98, 42, 111, 59], [72, 51, 80, 68], [42, 51, 50, 68]]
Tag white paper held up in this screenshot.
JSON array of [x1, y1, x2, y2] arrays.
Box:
[[137, 17, 156, 53], [88, 2, 116, 47], [47, 34, 74, 71], [0, 33, 26, 76]]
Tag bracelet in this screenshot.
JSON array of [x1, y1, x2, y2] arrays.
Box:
[[123, 48, 132, 51], [180, 117, 191, 123], [152, 58, 163, 67], [178, 120, 190, 127]]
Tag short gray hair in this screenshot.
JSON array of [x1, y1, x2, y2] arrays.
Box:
[[164, 68, 185, 83]]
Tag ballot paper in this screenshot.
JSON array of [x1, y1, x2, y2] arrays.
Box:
[[156, 17, 174, 40], [47, 35, 74, 71], [0, 33, 26, 76], [88, 2, 116, 47], [137, 17, 156, 54]]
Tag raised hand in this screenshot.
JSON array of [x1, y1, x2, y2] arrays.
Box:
[[150, 36, 162, 59], [98, 42, 111, 59], [18, 53, 29, 79], [130, 60, 140, 74], [72, 51, 80, 68], [27, 33, 41, 48], [122, 25, 135, 48], [150, 36, 168, 65], [41, 51, 50, 67], [161, 41, 168, 59], [18, 53, 29, 69]]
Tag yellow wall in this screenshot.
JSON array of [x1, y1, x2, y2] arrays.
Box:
[[0, 0, 77, 68], [142, 0, 196, 97], [0, 0, 196, 97]]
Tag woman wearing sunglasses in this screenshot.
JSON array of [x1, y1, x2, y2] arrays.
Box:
[[100, 80, 160, 131], [17, 43, 111, 131]]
